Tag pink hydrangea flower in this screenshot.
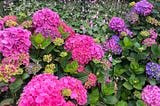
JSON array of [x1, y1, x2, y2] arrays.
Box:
[[89, 43, 104, 60], [60, 76, 87, 105], [0, 27, 31, 57], [77, 65, 85, 72], [2, 53, 30, 67], [32, 8, 61, 27], [109, 17, 126, 32], [0, 19, 4, 30], [149, 28, 158, 39], [65, 34, 95, 51], [142, 85, 160, 106], [142, 38, 157, 47], [72, 47, 92, 65], [3, 15, 17, 22], [18, 74, 66, 106], [84, 73, 97, 89]]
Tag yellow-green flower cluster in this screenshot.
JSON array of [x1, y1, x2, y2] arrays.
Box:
[[62, 88, 72, 97], [44, 63, 55, 74], [129, 2, 136, 7], [0, 64, 23, 82], [92, 58, 100, 64], [60, 52, 68, 57], [146, 16, 160, 26], [6, 20, 18, 27], [21, 20, 32, 29], [140, 31, 150, 37], [53, 38, 64, 46], [43, 54, 52, 63]]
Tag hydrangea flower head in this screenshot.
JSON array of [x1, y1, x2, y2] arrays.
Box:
[[142, 38, 157, 47], [64, 34, 95, 51], [85, 73, 97, 89], [146, 62, 160, 80], [3, 15, 17, 22], [60, 76, 87, 105], [32, 8, 61, 27], [72, 47, 92, 65], [35, 25, 61, 40], [104, 35, 122, 54], [0, 27, 31, 57], [18, 74, 66, 106], [133, 0, 153, 16], [109, 17, 125, 32], [142, 85, 160, 106]]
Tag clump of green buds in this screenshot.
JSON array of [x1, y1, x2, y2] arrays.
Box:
[[43, 54, 52, 63], [60, 52, 68, 57], [53, 38, 64, 46], [140, 31, 150, 37], [44, 63, 56, 74]]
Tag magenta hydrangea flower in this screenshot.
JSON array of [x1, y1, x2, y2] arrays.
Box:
[[18, 74, 66, 106], [0, 27, 31, 57], [142, 38, 157, 47], [89, 43, 104, 60], [32, 8, 61, 27], [85, 73, 97, 89], [35, 25, 61, 40], [60, 76, 87, 105], [65, 34, 95, 51], [104, 35, 122, 54], [142, 85, 160, 106], [0, 19, 4, 30], [72, 47, 92, 65], [133, 0, 153, 16], [65, 34, 104, 65], [109, 17, 126, 32]]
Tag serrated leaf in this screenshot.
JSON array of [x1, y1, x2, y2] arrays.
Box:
[[88, 88, 99, 104], [116, 100, 128, 106], [101, 82, 115, 95], [9, 78, 23, 93], [22, 73, 30, 80], [123, 81, 133, 90], [64, 61, 78, 73]]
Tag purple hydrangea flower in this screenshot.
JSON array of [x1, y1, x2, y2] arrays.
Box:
[[133, 0, 153, 16], [146, 62, 160, 80], [109, 17, 125, 32], [104, 35, 122, 54]]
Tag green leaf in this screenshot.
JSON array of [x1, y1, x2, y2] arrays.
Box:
[[151, 44, 160, 58], [136, 100, 147, 106], [130, 61, 139, 70], [123, 81, 133, 90], [64, 61, 78, 73], [41, 36, 51, 49], [9, 78, 23, 93], [123, 37, 133, 48], [22, 73, 30, 80], [101, 82, 115, 95], [103, 95, 118, 104], [116, 100, 128, 106], [114, 68, 126, 76], [88, 88, 99, 104], [148, 78, 156, 85], [34, 33, 44, 44]]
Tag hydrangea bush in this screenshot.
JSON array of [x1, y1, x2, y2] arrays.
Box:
[[0, 0, 160, 106]]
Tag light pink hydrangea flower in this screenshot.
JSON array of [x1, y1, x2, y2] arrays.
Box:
[[0, 27, 31, 57], [85, 73, 97, 89], [142, 85, 160, 106], [142, 38, 157, 47], [60, 76, 87, 105], [3, 15, 17, 22]]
